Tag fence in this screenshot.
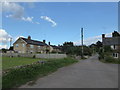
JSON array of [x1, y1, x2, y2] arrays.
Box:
[[2, 53, 67, 59]]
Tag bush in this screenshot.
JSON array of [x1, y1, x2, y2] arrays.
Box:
[[33, 55, 36, 58], [104, 56, 115, 63], [98, 53, 104, 60]]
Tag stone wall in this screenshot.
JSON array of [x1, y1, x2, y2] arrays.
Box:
[[2, 53, 67, 59]]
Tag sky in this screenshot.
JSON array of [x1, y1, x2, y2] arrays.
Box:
[[1, 2, 118, 49]]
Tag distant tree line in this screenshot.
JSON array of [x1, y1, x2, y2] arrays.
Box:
[[60, 42, 92, 56]]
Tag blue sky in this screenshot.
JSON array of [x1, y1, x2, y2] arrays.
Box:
[[1, 2, 118, 48]]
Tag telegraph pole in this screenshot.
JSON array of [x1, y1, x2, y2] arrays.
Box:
[[10, 38, 12, 48], [10, 38, 12, 57], [81, 28, 84, 58]]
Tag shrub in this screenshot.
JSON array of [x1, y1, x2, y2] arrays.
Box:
[[104, 56, 120, 64], [104, 56, 115, 63], [33, 55, 36, 58], [98, 53, 104, 60]]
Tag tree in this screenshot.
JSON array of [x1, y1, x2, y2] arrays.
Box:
[[96, 41, 103, 52], [96, 41, 102, 48], [63, 42, 74, 47], [61, 42, 92, 56], [1, 48, 8, 53]]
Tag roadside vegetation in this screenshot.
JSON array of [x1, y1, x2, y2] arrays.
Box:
[[98, 46, 120, 64], [2, 57, 78, 89], [61, 42, 92, 57], [99, 56, 120, 64]]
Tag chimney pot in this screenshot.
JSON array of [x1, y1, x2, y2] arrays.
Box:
[[43, 40, 46, 43], [102, 34, 105, 38], [48, 42, 50, 45], [28, 36, 31, 40]]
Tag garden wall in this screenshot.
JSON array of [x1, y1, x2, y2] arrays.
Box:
[[2, 53, 67, 59]]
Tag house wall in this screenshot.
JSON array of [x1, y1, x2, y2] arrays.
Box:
[[13, 38, 27, 53], [26, 44, 37, 53], [48, 46, 54, 52], [102, 34, 120, 59], [26, 44, 48, 54], [13, 38, 49, 54], [52, 48, 61, 53]]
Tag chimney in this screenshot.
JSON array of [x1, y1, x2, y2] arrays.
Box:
[[28, 36, 31, 40], [43, 40, 46, 43], [102, 34, 105, 38], [48, 42, 50, 45]]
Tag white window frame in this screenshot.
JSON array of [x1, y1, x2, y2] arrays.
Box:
[[111, 45, 114, 50], [113, 53, 118, 58]]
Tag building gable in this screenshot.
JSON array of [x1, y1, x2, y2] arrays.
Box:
[[13, 37, 27, 45]]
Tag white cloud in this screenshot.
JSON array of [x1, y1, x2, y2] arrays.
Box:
[[74, 33, 112, 46], [0, 45, 7, 49], [21, 16, 34, 23], [40, 16, 57, 27], [0, 29, 12, 49], [0, 0, 119, 2], [3, 2, 24, 19], [35, 22, 40, 24], [3, 2, 40, 24], [1, 0, 37, 2]]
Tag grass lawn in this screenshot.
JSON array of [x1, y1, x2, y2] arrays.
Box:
[[2, 57, 47, 70]]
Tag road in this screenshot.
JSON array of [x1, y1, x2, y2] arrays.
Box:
[[20, 54, 118, 88]]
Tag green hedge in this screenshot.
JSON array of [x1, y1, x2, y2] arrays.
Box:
[[99, 55, 120, 64], [2, 58, 78, 89]]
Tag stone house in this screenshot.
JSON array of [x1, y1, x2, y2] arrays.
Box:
[[48, 42, 62, 53], [102, 31, 120, 59], [13, 36, 49, 53]]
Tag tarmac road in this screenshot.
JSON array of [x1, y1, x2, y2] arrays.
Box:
[[20, 54, 118, 88]]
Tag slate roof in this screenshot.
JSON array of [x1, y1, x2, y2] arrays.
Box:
[[103, 37, 120, 45], [21, 38, 48, 46], [50, 45, 61, 49]]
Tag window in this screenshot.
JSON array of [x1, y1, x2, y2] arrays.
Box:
[[116, 54, 118, 57], [111, 45, 114, 49], [113, 53, 118, 58], [30, 45, 34, 48], [114, 45, 115, 50], [30, 50, 33, 53], [38, 46, 41, 49], [16, 44, 19, 47], [23, 44, 25, 47], [111, 45, 118, 50]]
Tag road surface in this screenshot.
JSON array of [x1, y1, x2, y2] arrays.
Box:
[[20, 54, 118, 88]]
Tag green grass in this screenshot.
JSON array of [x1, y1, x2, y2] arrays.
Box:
[[99, 56, 120, 64], [2, 57, 78, 89], [2, 57, 47, 70]]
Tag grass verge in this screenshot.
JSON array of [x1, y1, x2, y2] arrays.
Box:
[[2, 57, 78, 89], [99, 56, 120, 64], [2, 57, 47, 70]]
